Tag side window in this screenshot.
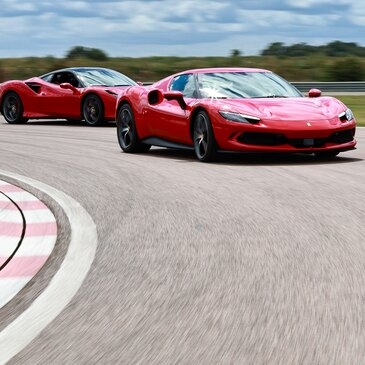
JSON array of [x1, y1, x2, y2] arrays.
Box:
[[170, 74, 197, 98], [41, 74, 53, 83], [50, 72, 80, 87]]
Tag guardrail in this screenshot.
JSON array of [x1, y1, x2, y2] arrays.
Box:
[[292, 81, 365, 93]]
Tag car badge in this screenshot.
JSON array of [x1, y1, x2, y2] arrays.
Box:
[[307, 122, 312, 126]]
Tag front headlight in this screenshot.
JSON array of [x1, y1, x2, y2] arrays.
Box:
[[219, 111, 260, 124], [339, 108, 354, 122]]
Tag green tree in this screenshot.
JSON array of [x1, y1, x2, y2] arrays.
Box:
[[323, 41, 365, 57], [327, 58, 365, 81], [66, 46, 109, 61], [261, 42, 287, 56], [230, 49, 242, 57]]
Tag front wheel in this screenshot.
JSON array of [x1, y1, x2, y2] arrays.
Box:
[[2, 92, 28, 124], [193, 110, 217, 162], [314, 151, 340, 159], [116, 104, 150, 153], [82, 94, 105, 126]]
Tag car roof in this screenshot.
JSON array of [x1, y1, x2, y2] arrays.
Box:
[[40, 67, 115, 77]]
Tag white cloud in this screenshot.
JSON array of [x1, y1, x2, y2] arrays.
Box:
[[0, 0, 364, 58]]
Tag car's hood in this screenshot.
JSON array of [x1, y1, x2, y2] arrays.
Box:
[[211, 97, 346, 121]]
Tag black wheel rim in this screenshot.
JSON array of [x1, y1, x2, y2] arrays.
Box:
[[84, 97, 101, 124], [118, 108, 134, 148], [194, 113, 209, 159], [4, 95, 20, 122]]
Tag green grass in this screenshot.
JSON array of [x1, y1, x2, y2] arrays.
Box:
[[335, 95, 365, 126]]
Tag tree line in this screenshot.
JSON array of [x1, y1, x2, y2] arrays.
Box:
[[261, 41, 365, 57]]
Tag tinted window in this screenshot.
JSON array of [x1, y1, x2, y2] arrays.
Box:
[[50, 72, 81, 87], [170, 74, 197, 98]]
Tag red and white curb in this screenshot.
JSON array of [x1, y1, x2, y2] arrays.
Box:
[[0, 171, 97, 365], [0, 181, 57, 308]]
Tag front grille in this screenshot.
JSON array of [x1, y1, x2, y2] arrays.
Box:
[[290, 138, 326, 148], [237, 132, 286, 146], [329, 129, 354, 144], [238, 128, 355, 148]]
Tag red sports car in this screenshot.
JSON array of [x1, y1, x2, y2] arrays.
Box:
[[0, 67, 136, 126], [116, 67, 356, 161]]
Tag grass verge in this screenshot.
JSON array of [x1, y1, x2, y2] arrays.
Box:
[[334, 95, 365, 126]]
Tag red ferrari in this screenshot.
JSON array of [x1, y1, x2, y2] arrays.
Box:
[[116, 67, 356, 161], [0, 67, 136, 126]]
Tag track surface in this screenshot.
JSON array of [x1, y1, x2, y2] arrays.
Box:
[[0, 117, 364, 364]]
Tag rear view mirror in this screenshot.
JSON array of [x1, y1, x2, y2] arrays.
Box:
[[60, 83, 79, 94], [163, 91, 187, 110], [308, 88, 321, 98]]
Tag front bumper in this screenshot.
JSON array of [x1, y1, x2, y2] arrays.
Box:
[[213, 118, 357, 153]]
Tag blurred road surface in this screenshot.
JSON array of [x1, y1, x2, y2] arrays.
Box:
[[0, 117, 364, 364]]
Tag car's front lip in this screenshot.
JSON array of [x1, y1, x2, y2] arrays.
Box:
[[213, 115, 357, 152]]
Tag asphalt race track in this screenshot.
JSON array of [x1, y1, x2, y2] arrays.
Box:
[[0, 116, 364, 364]]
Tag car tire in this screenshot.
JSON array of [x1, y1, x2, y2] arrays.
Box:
[[193, 110, 217, 162], [2, 92, 28, 124], [117, 104, 151, 153], [314, 151, 340, 159], [82, 94, 105, 126]]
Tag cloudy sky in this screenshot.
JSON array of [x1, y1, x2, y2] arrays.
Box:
[[0, 0, 364, 58]]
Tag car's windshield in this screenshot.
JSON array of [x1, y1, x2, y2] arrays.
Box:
[[197, 72, 302, 99], [74, 68, 136, 87]]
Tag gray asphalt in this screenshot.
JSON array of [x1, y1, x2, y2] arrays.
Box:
[[0, 116, 364, 365]]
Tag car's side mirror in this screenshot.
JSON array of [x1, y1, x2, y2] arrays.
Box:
[[163, 90, 187, 110], [60, 83, 79, 94], [308, 88, 321, 98]]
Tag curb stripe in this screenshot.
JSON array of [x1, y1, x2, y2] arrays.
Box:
[[0, 192, 38, 201], [0, 222, 57, 237], [0, 222, 24, 236], [0, 185, 23, 193], [0, 235, 56, 257], [0, 256, 49, 277], [0, 201, 48, 210], [25, 222, 57, 236], [0, 209, 55, 223]]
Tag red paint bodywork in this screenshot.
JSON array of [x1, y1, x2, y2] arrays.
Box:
[[116, 68, 357, 154], [0, 77, 127, 121]]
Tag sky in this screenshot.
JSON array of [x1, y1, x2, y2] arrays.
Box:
[[0, 0, 364, 58]]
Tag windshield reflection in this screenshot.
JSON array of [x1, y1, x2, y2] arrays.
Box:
[[197, 72, 302, 99], [75, 68, 136, 87]]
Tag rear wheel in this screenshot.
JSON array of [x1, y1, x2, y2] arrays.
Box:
[[82, 94, 105, 126], [2, 92, 28, 124], [314, 151, 340, 159], [117, 104, 150, 153], [193, 110, 217, 162]]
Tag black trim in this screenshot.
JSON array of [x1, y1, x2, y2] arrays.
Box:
[[142, 137, 193, 150], [25, 82, 42, 94]]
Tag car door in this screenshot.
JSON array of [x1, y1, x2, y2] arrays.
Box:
[[145, 74, 197, 144], [37, 71, 82, 118]]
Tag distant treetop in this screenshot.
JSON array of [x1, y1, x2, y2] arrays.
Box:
[[66, 46, 109, 61], [261, 40, 365, 57]]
